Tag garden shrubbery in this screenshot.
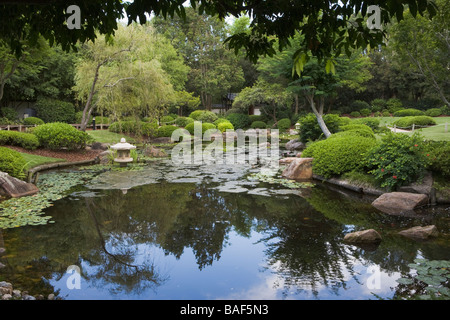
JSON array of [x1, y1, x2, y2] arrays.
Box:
[[175, 116, 194, 127], [250, 121, 267, 129], [34, 97, 76, 123], [366, 132, 428, 190], [189, 110, 218, 123], [276, 118, 291, 132], [0, 131, 40, 150], [23, 117, 44, 126], [185, 121, 218, 135], [298, 113, 351, 142], [302, 133, 377, 178], [217, 121, 234, 132], [425, 108, 442, 117], [393, 108, 424, 117], [109, 120, 158, 138], [392, 116, 436, 129], [425, 141, 450, 178], [0, 146, 27, 179], [33, 122, 90, 150], [226, 113, 250, 129], [157, 125, 178, 137]]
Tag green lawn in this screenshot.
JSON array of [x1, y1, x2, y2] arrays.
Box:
[[20, 153, 66, 170], [87, 130, 136, 144], [353, 116, 450, 141]]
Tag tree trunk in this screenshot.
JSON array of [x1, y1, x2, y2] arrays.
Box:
[[305, 93, 331, 138]]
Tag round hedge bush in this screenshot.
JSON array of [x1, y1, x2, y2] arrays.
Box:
[[276, 118, 291, 132], [0, 146, 27, 179], [251, 121, 267, 129], [23, 117, 44, 126], [160, 115, 175, 125], [189, 110, 218, 123], [0, 131, 40, 150], [175, 116, 194, 127], [157, 125, 178, 137], [425, 108, 442, 117], [213, 118, 231, 126], [33, 122, 90, 150], [185, 121, 218, 135], [393, 108, 425, 117], [392, 116, 436, 129], [302, 134, 377, 178], [217, 121, 234, 132], [226, 113, 250, 129]]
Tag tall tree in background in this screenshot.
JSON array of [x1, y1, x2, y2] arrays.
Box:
[[73, 23, 183, 130], [153, 7, 244, 110], [390, 0, 449, 107]]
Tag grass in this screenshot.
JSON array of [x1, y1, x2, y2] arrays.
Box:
[[352, 116, 450, 141], [87, 129, 137, 144], [20, 153, 66, 170]]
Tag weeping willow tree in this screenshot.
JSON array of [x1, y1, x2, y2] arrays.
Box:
[[73, 23, 183, 131]]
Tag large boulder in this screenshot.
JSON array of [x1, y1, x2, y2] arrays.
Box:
[[398, 225, 439, 240], [285, 139, 305, 151], [343, 229, 382, 244], [0, 171, 39, 198], [372, 192, 428, 215], [281, 157, 313, 180]]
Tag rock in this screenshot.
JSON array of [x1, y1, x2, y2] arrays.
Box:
[[150, 137, 173, 144], [398, 225, 439, 240], [343, 229, 382, 244], [0, 171, 39, 198], [285, 139, 305, 151], [279, 157, 297, 165], [91, 142, 109, 150], [0, 247, 5, 255], [1, 294, 12, 300], [0, 262, 5, 269], [0, 281, 12, 295], [98, 150, 112, 165], [398, 171, 433, 195], [12, 290, 21, 298], [281, 157, 313, 180], [296, 152, 302, 158], [372, 192, 429, 215], [48, 293, 55, 300], [143, 145, 167, 158]]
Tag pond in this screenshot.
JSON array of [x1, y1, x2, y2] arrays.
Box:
[[0, 157, 449, 300]]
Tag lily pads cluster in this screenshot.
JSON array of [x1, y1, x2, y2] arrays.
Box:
[[396, 258, 450, 300], [0, 171, 97, 229]]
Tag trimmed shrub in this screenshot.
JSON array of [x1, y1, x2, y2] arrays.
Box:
[[386, 98, 403, 113], [425, 108, 442, 117], [0, 131, 40, 150], [353, 118, 381, 131], [351, 100, 370, 112], [189, 110, 218, 123], [213, 118, 231, 126], [360, 108, 371, 117], [185, 121, 218, 135], [382, 110, 391, 117], [425, 141, 450, 178], [160, 115, 175, 125], [366, 132, 428, 190], [250, 121, 267, 129], [276, 118, 291, 132], [249, 115, 264, 123], [0, 146, 27, 179], [350, 111, 361, 118], [226, 113, 250, 129], [392, 116, 436, 129], [302, 134, 377, 178], [23, 117, 44, 126], [175, 116, 194, 127], [33, 122, 89, 150], [337, 124, 376, 139], [298, 113, 351, 143], [371, 99, 387, 112], [217, 121, 234, 132], [35, 97, 76, 123], [141, 122, 159, 138], [393, 108, 424, 117], [157, 125, 178, 137]]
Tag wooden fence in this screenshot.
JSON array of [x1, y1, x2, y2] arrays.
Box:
[[0, 123, 110, 132]]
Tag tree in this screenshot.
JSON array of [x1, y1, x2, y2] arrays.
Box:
[[257, 32, 372, 138], [0, 1, 438, 69], [389, 0, 449, 107], [73, 23, 179, 130], [153, 7, 244, 110]]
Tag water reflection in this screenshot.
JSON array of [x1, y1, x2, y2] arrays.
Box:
[[0, 172, 449, 299]]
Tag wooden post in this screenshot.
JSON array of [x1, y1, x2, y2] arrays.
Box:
[[412, 123, 415, 131], [394, 124, 396, 132]]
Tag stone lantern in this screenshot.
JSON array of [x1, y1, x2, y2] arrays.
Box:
[[295, 122, 301, 131], [110, 138, 136, 167]]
